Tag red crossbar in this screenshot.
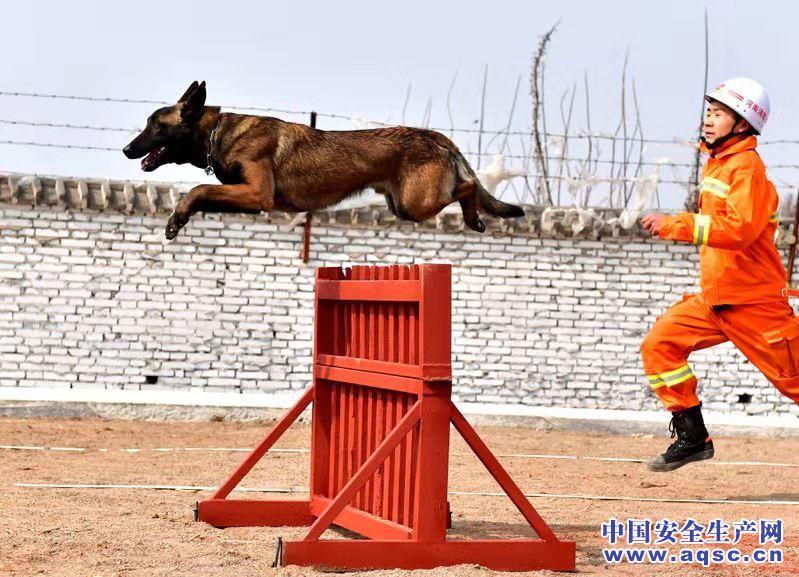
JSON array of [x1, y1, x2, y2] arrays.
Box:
[[282, 539, 577, 571], [317, 279, 422, 301]]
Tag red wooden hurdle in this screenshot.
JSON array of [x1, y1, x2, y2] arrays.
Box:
[[196, 264, 576, 571]]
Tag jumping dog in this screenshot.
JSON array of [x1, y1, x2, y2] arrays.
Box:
[[123, 81, 525, 239]]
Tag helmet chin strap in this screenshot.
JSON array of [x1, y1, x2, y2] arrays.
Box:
[[701, 128, 740, 150]]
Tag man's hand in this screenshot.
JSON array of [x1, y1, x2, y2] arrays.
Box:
[[641, 213, 665, 236]]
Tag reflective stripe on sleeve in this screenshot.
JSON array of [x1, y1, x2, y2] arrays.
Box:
[[693, 214, 711, 245], [701, 177, 731, 199]]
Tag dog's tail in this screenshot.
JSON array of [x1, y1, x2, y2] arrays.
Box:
[[477, 186, 526, 218], [448, 148, 525, 219]]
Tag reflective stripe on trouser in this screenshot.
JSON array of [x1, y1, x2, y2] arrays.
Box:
[[641, 294, 799, 412], [647, 364, 695, 389]]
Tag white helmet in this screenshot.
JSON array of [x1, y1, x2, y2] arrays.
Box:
[[705, 77, 770, 134]]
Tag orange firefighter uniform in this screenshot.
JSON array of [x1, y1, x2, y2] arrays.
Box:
[[641, 134, 799, 411]]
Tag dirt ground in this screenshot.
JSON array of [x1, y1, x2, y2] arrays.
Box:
[[1, 416, 798, 577]]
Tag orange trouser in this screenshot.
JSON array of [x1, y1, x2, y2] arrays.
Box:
[[641, 294, 799, 412]]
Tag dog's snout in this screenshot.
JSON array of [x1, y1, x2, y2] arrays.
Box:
[[122, 144, 133, 158]]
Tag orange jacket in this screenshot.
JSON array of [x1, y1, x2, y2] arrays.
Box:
[[658, 135, 786, 305]]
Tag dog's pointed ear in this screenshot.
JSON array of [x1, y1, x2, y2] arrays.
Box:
[[177, 81, 200, 103], [181, 81, 207, 122]]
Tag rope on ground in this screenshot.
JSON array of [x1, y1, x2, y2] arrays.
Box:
[[3, 444, 798, 468], [14, 483, 799, 506]]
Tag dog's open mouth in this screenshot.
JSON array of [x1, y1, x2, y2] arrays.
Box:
[[141, 146, 167, 171]]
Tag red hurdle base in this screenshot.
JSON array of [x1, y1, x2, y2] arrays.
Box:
[[195, 265, 576, 572]]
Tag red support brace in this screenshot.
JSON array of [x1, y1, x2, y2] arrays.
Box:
[[210, 387, 314, 500]]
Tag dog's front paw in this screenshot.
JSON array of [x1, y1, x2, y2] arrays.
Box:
[[165, 211, 188, 240]]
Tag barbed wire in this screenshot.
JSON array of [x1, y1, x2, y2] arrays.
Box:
[[2, 90, 799, 197], [0, 168, 201, 186], [4, 89, 799, 146], [462, 150, 799, 170], [463, 150, 696, 168], [0, 90, 169, 106], [0, 168, 692, 188], [0, 137, 690, 168], [4, 134, 799, 171], [0, 140, 695, 187], [353, 116, 688, 144], [0, 139, 119, 151], [0, 90, 313, 117], [0, 118, 137, 132]]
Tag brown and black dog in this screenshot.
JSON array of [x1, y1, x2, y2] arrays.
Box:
[[123, 81, 524, 239]]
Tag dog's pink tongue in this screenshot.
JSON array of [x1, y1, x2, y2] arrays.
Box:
[[141, 146, 165, 169]]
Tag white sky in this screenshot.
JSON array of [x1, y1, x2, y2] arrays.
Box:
[[1, 0, 796, 208]]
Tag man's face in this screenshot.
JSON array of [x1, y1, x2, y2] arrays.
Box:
[[703, 101, 748, 144]]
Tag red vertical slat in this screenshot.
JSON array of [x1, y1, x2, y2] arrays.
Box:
[[352, 384, 361, 509], [401, 394, 414, 526], [378, 266, 387, 362], [348, 267, 358, 357], [351, 267, 358, 358], [359, 268, 366, 359], [407, 403, 420, 527], [328, 381, 339, 496], [388, 265, 397, 363], [338, 383, 350, 493], [346, 384, 357, 490], [334, 381, 341, 496], [410, 266, 419, 364], [364, 387, 375, 513], [352, 266, 363, 358], [344, 299, 350, 358], [356, 385, 368, 509], [381, 389, 390, 521], [331, 299, 338, 357], [383, 390, 396, 521], [399, 266, 408, 365], [393, 394, 407, 525], [333, 301, 340, 357], [368, 266, 377, 360], [310, 381, 332, 502], [341, 269, 347, 357], [373, 388, 385, 516]]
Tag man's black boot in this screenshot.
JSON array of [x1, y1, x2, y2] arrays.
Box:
[[647, 403, 714, 472]]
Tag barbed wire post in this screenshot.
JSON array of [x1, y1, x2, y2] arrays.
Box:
[[301, 111, 317, 264], [530, 23, 558, 205], [788, 187, 799, 286], [686, 7, 709, 212]]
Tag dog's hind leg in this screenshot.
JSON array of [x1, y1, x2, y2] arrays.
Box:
[[392, 167, 444, 223], [384, 194, 399, 217], [393, 163, 487, 231], [373, 184, 400, 217], [454, 180, 485, 233]]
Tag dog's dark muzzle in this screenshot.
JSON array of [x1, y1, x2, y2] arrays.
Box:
[[122, 143, 140, 159], [123, 132, 153, 159]]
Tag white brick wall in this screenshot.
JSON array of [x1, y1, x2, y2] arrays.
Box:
[[2, 205, 798, 417]]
